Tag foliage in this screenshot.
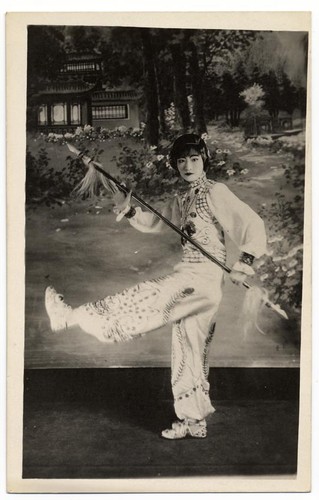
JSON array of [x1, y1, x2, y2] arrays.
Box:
[[208, 144, 249, 179], [28, 27, 307, 143], [164, 103, 178, 131], [32, 126, 249, 201], [240, 83, 265, 108], [246, 132, 305, 154], [43, 124, 144, 146], [239, 83, 268, 137], [27, 26, 66, 91], [26, 147, 87, 208], [111, 142, 180, 197], [246, 135, 274, 147], [255, 135, 305, 313], [112, 132, 250, 197]]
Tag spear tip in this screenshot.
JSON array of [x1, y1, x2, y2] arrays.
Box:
[[66, 142, 80, 155], [267, 301, 289, 320]]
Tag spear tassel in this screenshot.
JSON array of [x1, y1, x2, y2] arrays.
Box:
[[67, 142, 288, 320]]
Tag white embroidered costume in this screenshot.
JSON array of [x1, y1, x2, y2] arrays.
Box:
[[70, 173, 267, 421]]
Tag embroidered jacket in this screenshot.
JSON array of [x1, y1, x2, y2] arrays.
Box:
[[127, 173, 267, 264]]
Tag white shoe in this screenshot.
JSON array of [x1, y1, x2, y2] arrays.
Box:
[[45, 286, 72, 332], [161, 419, 207, 439]]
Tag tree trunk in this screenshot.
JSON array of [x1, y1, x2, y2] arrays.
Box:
[[154, 58, 167, 136], [170, 42, 191, 132], [140, 29, 159, 146], [188, 40, 207, 135], [230, 108, 241, 127]]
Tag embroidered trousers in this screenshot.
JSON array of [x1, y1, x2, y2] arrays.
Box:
[[73, 262, 224, 421]]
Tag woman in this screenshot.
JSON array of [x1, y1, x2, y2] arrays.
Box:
[[45, 133, 267, 439]]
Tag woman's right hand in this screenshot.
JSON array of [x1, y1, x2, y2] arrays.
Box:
[[82, 155, 92, 167]]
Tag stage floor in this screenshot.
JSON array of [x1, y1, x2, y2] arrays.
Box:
[[23, 368, 299, 479]]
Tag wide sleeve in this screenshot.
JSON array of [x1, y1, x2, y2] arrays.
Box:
[[127, 195, 181, 234], [207, 182, 267, 258]]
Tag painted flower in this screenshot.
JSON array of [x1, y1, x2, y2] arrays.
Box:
[[64, 132, 74, 140], [216, 149, 223, 154], [156, 155, 164, 161], [150, 145, 157, 151], [260, 273, 269, 282], [117, 125, 128, 133], [268, 235, 284, 244], [226, 169, 235, 176], [240, 169, 249, 175], [255, 259, 265, 269], [217, 161, 226, 166], [223, 149, 231, 154], [146, 162, 154, 169], [288, 259, 298, 268], [287, 245, 303, 258], [240, 83, 265, 106], [83, 124, 93, 133], [201, 132, 210, 141], [272, 256, 283, 262], [287, 269, 296, 277]]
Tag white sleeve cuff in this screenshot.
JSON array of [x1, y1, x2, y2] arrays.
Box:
[[232, 261, 255, 276], [115, 204, 131, 222]]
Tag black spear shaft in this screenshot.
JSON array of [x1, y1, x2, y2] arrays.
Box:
[[87, 158, 234, 277], [67, 143, 288, 319]]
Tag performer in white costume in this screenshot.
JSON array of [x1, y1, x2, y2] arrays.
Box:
[[45, 134, 267, 439]]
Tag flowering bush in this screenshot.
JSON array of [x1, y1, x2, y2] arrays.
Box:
[[240, 83, 265, 108], [208, 145, 248, 179], [26, 147, 87, 208], [255, 133, 305, 313], [240, 83, 270, 137], [247, 132, 305, 154], [246, 136, 274, 147], [164, 102, 177, 131], [256, 196, 303, 312], [112, 132, 251, 197], [112, 142, 180, 197], [42, 124, 144, 145]]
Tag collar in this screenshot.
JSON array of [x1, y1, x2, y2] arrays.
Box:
[[188, 172, 207, 189]]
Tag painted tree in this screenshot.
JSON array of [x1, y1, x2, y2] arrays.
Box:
[[187, 37, 207, 134], [186, 29, 256, 130], [27, 25, 66, 128], [27, 25, 66, 90], [220, 59, 249, 126], [169, 30, 192, 132], [139, 29, 160, 146]]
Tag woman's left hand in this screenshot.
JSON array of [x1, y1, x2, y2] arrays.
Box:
[[113, 186, 132, 214], [229, 270, 249, 286]]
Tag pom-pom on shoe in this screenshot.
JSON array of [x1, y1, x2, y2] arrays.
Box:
[[161, 419, 207, 439], [45, 286, 72, 332]]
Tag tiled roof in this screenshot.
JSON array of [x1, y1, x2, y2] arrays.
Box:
[[92, 90, 139, 101], [38, 81, 96, 95], [65, 52, 102, 62]]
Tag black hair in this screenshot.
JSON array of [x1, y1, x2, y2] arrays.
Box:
[[169, 133, 210, 172]]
